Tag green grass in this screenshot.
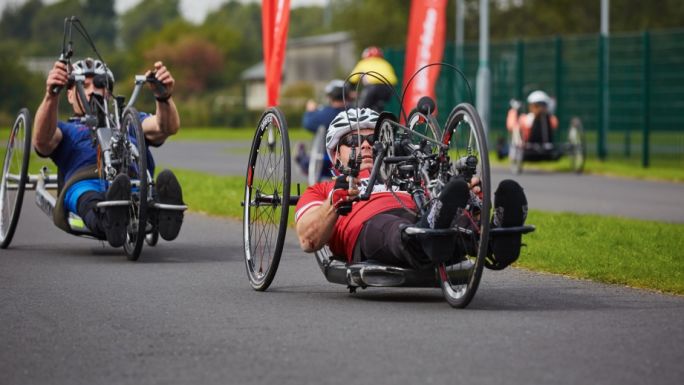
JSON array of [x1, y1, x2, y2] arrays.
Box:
[[171, 166, 684, 295], [169, 127, 313, 142], [519, 210, 684, 295], [489, 151, 684, 182]]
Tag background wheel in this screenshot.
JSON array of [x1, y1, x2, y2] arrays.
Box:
[[509, 131, 524, 175], [0, 109, 31, 249], [122, 108, 148, 261], [568, 117, 585, 174], [307, 124, 326, 186], [243, 107, 290, 291], [438, 103, 491, 308], [407, 109, 442, 155]]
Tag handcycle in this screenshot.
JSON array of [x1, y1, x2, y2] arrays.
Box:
[[242, 64, 535, 308], [0, 17, 186, 260], [508, 105, 586, 175]]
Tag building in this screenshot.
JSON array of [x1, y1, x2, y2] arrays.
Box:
[[242, 31, 356, 110]]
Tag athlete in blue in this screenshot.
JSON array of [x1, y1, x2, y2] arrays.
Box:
[[33, 58, 184, 247], [297, 80, 352, 179]]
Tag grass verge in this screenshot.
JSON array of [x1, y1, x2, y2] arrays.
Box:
[[172, 167, 684, 295], [520, 210, 684, 295]]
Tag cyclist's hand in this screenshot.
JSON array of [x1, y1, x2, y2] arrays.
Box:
[[146, 61, 174, 101], [469, 176, 483, 200], [46, 61, 68, 96], [330, 175, 359, 215]]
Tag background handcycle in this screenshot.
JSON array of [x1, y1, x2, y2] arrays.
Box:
[[242, 87, 535, 308], [0, 17, 186, 260], [508, 111, 586, 175]]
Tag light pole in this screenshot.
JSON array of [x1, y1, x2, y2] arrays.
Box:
[[475, 0, 490, 141]]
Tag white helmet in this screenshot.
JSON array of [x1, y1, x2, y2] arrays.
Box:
[[70, 57, 115, 91], [527, 90, 550, 106], [326, 108, 379, 159]]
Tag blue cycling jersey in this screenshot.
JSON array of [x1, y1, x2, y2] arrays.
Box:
[[50, 113, 156, 213], [302, 105, 345, 133]]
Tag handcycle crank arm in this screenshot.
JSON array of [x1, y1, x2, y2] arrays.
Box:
[[125, 75, 148, 111]]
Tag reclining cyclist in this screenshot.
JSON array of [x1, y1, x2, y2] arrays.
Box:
[[507, 90, 558, 145], [296, 79, 352, 179], [295, 108, 529, 269], [33, 58, 185, 247]]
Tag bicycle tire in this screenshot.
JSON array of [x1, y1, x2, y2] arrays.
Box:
[[243, 107, 291, 291], [407, 109, 442, 155], [438, 103, 491, 308], [121, 108, 149, 261], [0, 109, 31, 249], [568, 117, 585, 174], [307, 125, 326, 186]]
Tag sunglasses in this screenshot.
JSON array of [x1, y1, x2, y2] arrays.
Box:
[[340, 133, 375, 147], [67, 74, 114, 92]]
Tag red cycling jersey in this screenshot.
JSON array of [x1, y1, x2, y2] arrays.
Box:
[[295, 169, 416, 262]]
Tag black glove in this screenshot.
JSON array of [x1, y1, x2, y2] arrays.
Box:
[[330, 176, 354, 215]]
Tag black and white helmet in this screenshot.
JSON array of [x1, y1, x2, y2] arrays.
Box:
[[70, 57, 115, 91], [324, 79, 347, 101], [325, 108, 379, 158]]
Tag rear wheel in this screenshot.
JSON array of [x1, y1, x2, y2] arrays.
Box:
[[121, 108, 148, 261], [438, 103, 491, 308], [568, 117, 585, 174], [0, 109, 31, 249], [243, 108, 291, 291]]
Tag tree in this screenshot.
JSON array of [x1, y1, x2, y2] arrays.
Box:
[[119, 0, 181, 49]]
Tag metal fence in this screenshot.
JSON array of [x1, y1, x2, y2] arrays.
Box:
[[385, 29, 684, 169]]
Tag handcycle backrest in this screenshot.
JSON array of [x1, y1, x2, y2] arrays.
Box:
[[528, 113, 554, 144]]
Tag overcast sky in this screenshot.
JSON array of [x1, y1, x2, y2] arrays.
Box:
[[0, 0, 327, 24]]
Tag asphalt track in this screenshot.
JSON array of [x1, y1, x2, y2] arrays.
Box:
[[1, 140, 683, 385]]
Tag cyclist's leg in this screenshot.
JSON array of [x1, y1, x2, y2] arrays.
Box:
[[76, 191, 107, 238], [354, 209, 429, 269], [76, 174, 131, 247]]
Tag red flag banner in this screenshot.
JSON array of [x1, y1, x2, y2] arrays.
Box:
[[262, 0, 291, 107], [402, 0, 447, 119]]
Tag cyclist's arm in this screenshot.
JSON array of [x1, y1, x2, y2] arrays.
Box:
[[33, 61, 65, 156], [550, 115, 559, 130], [142, 61, 180, 145], [295, 199, 339, 252], [506, 108, 519, 133]]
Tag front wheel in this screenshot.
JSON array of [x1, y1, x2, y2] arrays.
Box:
[[243, 108, 291, 291], [121, 108, 149, 261], [0, 109, 32, 249], [438, 103, 491, 308]]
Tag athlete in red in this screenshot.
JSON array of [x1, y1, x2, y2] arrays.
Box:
[[296, 108, 529, 269]]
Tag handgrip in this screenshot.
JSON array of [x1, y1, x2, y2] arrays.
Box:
[[49, 57, 68, 95], [146, 72, 169, 100]]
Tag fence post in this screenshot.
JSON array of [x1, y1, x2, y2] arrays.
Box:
[[555, 35, 563, 133], [642, 31, 651, 168], [516, 39, 524, 101], [598, 35, 607, 160]]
